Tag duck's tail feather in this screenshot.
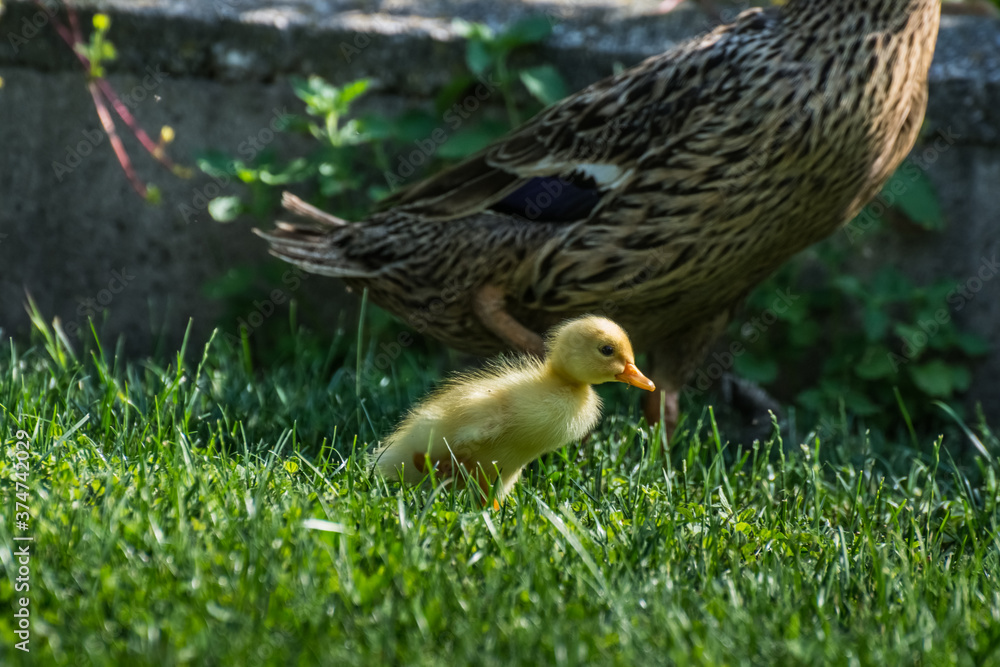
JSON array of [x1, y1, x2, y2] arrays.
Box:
[[280, 192, 348, 227], [252, 192, 375, 279]]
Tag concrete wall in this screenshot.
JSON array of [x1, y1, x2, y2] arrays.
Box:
[[0, 0, 997, 417]]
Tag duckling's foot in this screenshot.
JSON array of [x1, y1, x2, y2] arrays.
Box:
[[473, 285, 545, 357]]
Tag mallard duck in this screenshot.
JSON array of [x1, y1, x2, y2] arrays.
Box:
[[373, 316, 654, 503], [257, 0, 941, 435]]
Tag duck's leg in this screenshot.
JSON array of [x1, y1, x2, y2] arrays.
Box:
[[719, 373, 784, 443], [473, 284, 545, 357], [644, 314, 731, 448], [643, 376, 681, 443], [643, 337, 685, 438]]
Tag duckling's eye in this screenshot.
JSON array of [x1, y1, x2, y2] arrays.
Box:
[[599, 345, 614, 357]]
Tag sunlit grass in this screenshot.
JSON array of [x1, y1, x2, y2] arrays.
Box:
[[0, 312, 998, 666]]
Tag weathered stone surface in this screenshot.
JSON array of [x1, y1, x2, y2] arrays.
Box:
[[0, 0, 997, 418]]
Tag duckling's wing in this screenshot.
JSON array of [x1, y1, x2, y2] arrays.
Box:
[[378, 362, 521, 460]]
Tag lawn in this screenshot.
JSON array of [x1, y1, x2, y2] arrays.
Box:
[[1, 314, 998, 666]]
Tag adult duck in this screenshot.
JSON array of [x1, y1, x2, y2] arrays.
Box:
[[257, 0, 942, 435]]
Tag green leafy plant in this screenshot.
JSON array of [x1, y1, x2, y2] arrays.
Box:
[[451, 16, 568, 126], [199, 15, 568, 226], [732, 208, 988, 432], [199, 77, 387, 224], [40, 2, 189, 201]]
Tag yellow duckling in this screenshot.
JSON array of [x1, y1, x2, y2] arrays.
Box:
[[373, 316, 655, 504]]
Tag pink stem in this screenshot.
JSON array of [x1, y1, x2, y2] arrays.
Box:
[[94, 78, 180, 170], [38, 1, 84, 64], [66, 2, 83, 46], [88, 80, 148, 198], [39, 0, 182, 184]]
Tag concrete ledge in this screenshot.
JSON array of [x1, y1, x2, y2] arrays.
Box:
[[1, 0, 710, 92], [5, 3, 999, 138], [1, 0, 998, 418]]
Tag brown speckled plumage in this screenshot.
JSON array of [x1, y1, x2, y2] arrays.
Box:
[[257, 0, 941, 429]]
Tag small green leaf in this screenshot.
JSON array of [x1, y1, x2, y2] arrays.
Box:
[[796, 388, 826, 413], [842, 388, 880, 416], [144, 184, 161, 205], [951, 366, 972, 392], [733, 352, 778, 385], [356, 113, 396, 141], [202, 266, 256, 298], [235, 166, 261, 183], [292, 75, 347, 116], [259, 158, 314, 186], [466, 40, 494, 77], [497, 16, 553, 50], [893, 324, 929, 360], [436, 122, 507, 159], [909, 360, 967, 398], [863, 308, 890, 341], [434, 74, 477, 113], [788, 320, 820, 347], [290, 75, 317, 103], [882, 164, 945, 231], [954, 332, 990, 356], [451, 19, 493, 41], [392, 110, 442, 143], [208, 196, 243, 222], [519, 65, 568, 106], [870, 266, 913, 299], [831, 275, 864, 298], [339, 79, 370, 106], [854, 347, 896, 380], [197, 152, 238, 178]]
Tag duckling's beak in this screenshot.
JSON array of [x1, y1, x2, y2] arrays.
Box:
[[616, 362, 656, 392]]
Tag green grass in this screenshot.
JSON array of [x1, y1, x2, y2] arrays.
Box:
[[1, 314, 998, 666]]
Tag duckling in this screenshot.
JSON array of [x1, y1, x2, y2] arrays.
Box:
[[373, 316, 654, 503]]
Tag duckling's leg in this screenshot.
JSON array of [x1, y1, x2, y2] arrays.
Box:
[[473, 285, 545, 357], [411, 452, 501, 510]]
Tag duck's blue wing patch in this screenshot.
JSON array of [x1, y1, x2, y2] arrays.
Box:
[[492, 176, 602, 223]]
